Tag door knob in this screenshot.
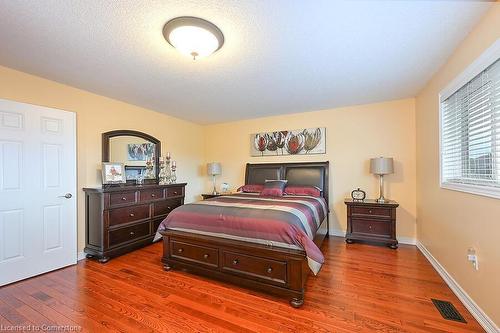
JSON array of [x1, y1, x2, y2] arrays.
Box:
[[58, 193, 72, 199]]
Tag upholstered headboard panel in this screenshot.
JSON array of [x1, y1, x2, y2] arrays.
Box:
[[245, 165, 281, 185], [244, 162, 329, 209]]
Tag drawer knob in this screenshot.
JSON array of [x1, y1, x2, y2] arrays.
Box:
[[177, 248, 184, 253], [121, 197, 127, 201], [167, 206, 171, 210], [129, 213, 135, 217], [232, 259, 239, 265], [151, 193, 156, 197], [369, 210, 372, 214], [267, 267, 273, 274], [173, 191, 178, 195], [203, 254, 209, 259], [369, 225, 372, 230], [129, 231, 135, 236]]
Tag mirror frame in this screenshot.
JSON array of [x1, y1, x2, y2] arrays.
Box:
[[102, 130, 161, 184]]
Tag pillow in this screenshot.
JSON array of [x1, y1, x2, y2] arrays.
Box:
[[237, 184, 264, 193], [284, 185, 322, 197], [260, 180, 288, 197]]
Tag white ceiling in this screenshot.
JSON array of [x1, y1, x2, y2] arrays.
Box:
[[0, 1, 492, 124]]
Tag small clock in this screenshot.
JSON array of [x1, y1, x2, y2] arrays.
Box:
[[351, 188, 366, 201]]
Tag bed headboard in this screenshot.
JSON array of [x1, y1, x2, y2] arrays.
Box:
[[245, 161, 329, 209]]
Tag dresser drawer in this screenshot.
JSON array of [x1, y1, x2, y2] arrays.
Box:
[[222, 251, 287, 285], [351, 218, 391, 237], [153, 198, 182, 217], [351, 206, 391, 218], [109, 191, 137, 207], [167, 186, 183, 197], [140, 188, 164, 201], [170, 240, 218, 268], [109, 222, 150, 247], [108, 204, 150, 226], [152, 218, 163, 234]]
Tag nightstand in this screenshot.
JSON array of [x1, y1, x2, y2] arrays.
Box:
[[201, 193, 233, 200], [344, 199, 399, 249]]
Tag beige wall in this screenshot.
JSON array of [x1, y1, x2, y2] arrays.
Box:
[[204, 98, 417, 241], [415, 5, 500, 325], [0, 65, 205, 252]]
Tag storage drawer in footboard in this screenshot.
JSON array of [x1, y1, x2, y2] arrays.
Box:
[[222, 250, 287, 286], [170, 240, 219, 268]]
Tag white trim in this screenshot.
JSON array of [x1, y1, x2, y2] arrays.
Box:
[[329, 228, 345, 237], [439, 38, 500, 200], [417, 241, 499, 333], [77, 252, 86, 261], [398, 236, 416, 246], [441, 182, 500, 200], [440, 39, 500, 101], [328, 228, 416, 245]]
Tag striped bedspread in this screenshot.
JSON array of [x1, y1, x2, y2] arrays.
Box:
[[154, 193, 327, 275]]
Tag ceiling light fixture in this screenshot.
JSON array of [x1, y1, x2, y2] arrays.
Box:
[[163, 16, 224, 60]]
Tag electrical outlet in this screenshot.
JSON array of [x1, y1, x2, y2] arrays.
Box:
[[467, 248, 479, 270]]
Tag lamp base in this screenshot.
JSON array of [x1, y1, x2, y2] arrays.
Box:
[[376, 197, 387, 203]]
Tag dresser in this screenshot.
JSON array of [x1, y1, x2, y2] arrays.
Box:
[[83, 183, 186, 262], [344, 199, 399, 249]]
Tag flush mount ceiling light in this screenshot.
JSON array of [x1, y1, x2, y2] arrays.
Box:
[[163, 16, 224, 60]]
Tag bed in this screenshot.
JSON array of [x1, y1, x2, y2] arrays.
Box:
[[157, 162, 329, 307]]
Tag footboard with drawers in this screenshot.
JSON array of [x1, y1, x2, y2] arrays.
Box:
[[83, 183, 186, 262]]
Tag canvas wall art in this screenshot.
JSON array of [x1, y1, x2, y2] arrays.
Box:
[[127, 143, 155, 161], [251, 127, 326, 156]]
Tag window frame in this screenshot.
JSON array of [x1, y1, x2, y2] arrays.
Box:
[[439, 39, 500, 199]]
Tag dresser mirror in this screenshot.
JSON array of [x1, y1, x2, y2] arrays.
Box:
[[102, 130, 161, 184]]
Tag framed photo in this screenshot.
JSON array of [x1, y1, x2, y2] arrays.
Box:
[[102, 162, 126, 184], [125, 165, 146, 181], [251, 127, 326, 156], [127, 143, 155, 161]]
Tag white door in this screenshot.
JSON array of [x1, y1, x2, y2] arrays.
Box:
[[0, 99, 77, 286]]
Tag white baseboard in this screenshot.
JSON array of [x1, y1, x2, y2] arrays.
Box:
[[77, 251, 86, 261], [417, 241, 499, 333], [328, 228, 416, 245], [329, 228, 345, 237]]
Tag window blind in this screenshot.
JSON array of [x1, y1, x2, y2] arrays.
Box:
[[441, 58, 500, 188]]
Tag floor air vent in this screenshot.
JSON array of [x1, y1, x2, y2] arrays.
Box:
[[431, 299, 467, 323]]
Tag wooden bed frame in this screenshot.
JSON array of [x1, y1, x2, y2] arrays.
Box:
[[160, 161, 329, 307]]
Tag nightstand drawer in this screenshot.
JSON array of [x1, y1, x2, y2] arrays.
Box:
[[351, 206, 391, 218], [351, 218, 391, 237]]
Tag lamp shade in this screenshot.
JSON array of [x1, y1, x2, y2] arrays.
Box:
[[370, 157, 394, 175], [207, 162, 221, 176]]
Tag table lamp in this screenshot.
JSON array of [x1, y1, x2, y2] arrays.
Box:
[[370, 157, 394, 203], [207, 162, 222, 195]]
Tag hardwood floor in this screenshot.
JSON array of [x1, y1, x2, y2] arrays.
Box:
[[0, 237, 485, 332]]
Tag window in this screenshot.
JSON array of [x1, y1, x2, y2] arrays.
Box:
[[440, 40, 500, 199]]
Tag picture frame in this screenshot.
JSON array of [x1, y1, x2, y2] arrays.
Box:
[[125, 165, 146, 181], [251, 127, 326, 156], [102, 162, 126, 184], [127, 143, 155, 161]]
